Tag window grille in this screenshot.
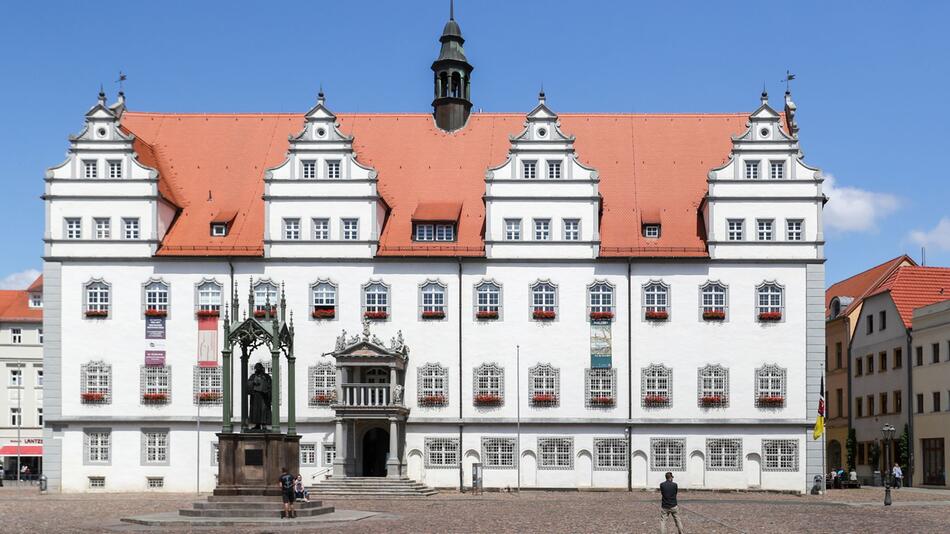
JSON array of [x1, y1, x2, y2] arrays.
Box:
[[744, 160, 759, 180], [140, 365, 171, 405], [650, 438, 686, 471], [193, 366, 223, 405], [474, 280, 502, 318], [697, 365, 728, 407], [523, 160, 537, 179], [326, 160, 341, 179], [65, 218, 82, 239], [504, 219, 521, 240], [769, 161, 784, 180], [482, 437, 516, 468], [534, 219, 551, 240], [643, 224, 660, 238], [311, 281, 337, 318], [530, 281, 557, 317], [641, 364, 672, 407], [84, 429, 111, 464], [363, 281, 390, 317], [323, 444, 336, 466], [88, 476, 106, 488], [756, 283, 784, 319], [123, 218, 140, 239], [756, 219, 774, 241], [420, 281, 447, 318], [786, 220, 803, 241], [585, 368, 617, 408], [700, 282, 727, 319], [300, 443, 317, 465], [727, 219, 744, 241], [547, 160, 562, 179], [147, 477, 164, 489], [473, 363, 504, 406], [283, 218, 301, 240], [144, 280, 169, 314], [706, 438, 742, 471], [643, 281, 669, 318], [538, 438, 573, 469], [594, 438, 627, 470], [308, 363, 336, 406], [81, 361, 111, 404], [142, 430, 169, 465], [108, 160, 122, 179], [418, 363, 448, 406], [415, 224, 434, 241], [342, 218, 359, 240], [196, 281, 222, 312], [528, 363, 559, 407], [312, 218, 330, 240], [588, 282, 614, 316], [563, 219, 580, 240], [435, 224, 455, 241], [85, 281, 110, 315], [302, 160, 316, 179], [425, 437, 460, 468], [755, 364, 786, 408], [253, 280, 279, 312], [94, 218, 111, 239], [83, 160, 98, 179]]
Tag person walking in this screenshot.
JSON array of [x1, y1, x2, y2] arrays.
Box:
[[278, 467, 297, 519], [892, 463, 903, 489], [659, 471, 685, 534]]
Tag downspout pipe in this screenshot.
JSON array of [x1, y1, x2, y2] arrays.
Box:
[[627, 258, 633, 492], [458, 257, 464, 492], [905, 329, 914, 486]]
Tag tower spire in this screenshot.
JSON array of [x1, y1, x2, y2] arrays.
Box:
[[431, 2, 473, 132], [450, 0, 454, 20]]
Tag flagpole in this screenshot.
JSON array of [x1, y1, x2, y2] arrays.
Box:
[[821, 362, 826, 495]]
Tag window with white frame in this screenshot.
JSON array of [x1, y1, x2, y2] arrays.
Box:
[[588, 282, 614, 316], [197, 281, 222, 312], [594, 438, 627, 470], [547, 160, 562, 179], [108, 160, 122, 179], [302, 160, 316, 179], [538, 437, 573, 469], [147, 477, 164, 489], [522, 160, 537, 179], [311, 281, 337, 318], [642, 364, 672, 407], [85, 429, 111, 464], [744, 160, 759, 180], [65, 218, 82, 239], [123, 218, 140, 239], [425, 437, 460, 467], [706, 438, 742, 470], [697, 364, 728, 407], [473, 363, 504, 404], [363, 282, 389, 317], [528, 363, 559, 406], [211, 442, 219, 466], [643, 281, 669, 317], [323, 443, 336, 466], [9, 368, 22, 386], [643, 224, 660, 238], [418, 363, 448, 406], [650, 438, 686, 471], [727, 219, 744, 241], [88, 476, 106, 488], [283, 218, 301, 240], [37, 407, 43, 426], [140, 365, 171, 404], [756, 283, 784, 317], [36, 369, 43, 386], [482, 437, 516, 468], [30, 294, 42, 308], [530, 281, 557, 316], [211, 223, 227, 237], [10, 408, 21, 426], [755, 364, 787, 407], [300, 443, 317, 466], [84, 281, 110, 315], [253, 280, 279, 312], [756, 219, 774, 241], [11, 328, 21, 344], [563, 219, 580, 241], [312, 218, 330, 240], [786, 219, 803, 241], [415, 224, 434, 241], [504, 219, 522, 240], [420, 281, 447, 318], [534, 219, 551, 240], [341, 218, 359, 240], [144, 280, 169, 314], [763, 439, 798, 471], [37, 329, 43, 344], [309, 362, 336, 406], [585, 368, 617, 408], [769, 160, 785, 180], [94, 218, 111, 239], [700, 282, 727, 317], [326, 160, 341, 179], [81, 361, 111, 403], [142, 430, 169, 465], [474, 280, 501, 317], [194, 365, 223, 405], [435, 224, 455, 241], [83, 160, 98, 179]]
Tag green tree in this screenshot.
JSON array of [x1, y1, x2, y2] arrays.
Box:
[[846, 428, 857, 471], [898, 423, 910, 476]]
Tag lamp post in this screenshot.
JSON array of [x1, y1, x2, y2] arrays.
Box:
[[881, 424, 895, 506]]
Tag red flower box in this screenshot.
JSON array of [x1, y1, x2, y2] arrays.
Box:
[[144, 308, 167, 317], [197, 391, 222, 403], [85, 309, 108, 318], [644, 394, 670, 406], [474, 393, 502, 406], [645, 310, 669, 321], [419, 394, 447, 406], [81, 392, 106, 402], [590, 396, 615, 406], [253, 307, 276, 318], [531, 393, 557, 405], [757, 395, 785, 407], [364, 311, 388, 320], [476, 310, 499, 320], [590, 311, 614, 321], [422, 310, 446, 320], [703, 310, 726, 321], [196, 309, 220, 318], [312, 307, 336, 319], [312, 393, 335, 404], [700, 395, 726, 407], [533, 310, 556, 320], [758, 311, 782, 322], [142, 392, 168, 404]]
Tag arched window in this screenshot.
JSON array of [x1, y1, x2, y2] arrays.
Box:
[[700, 282, 727, 319], [420, 281, 447, 319], [84, 280, 111, 316], [439, 72, 449, 97], [643, 281, 669, 320], [418, 363, 448, 406], [309, 362, 336, 406], [451, 72, 461, 98], [253, 280, 279, 313], [362, 281, 389, 319], [528, 363, 559, 407], [530, 281, 557, 319], [311, 281, 337, 319], [474, 280, 501, 319], [144, 280, 169, 315], [755, 364, 787, 408], [756, 282, 784, 321], [697, 365, 729, 407], [588, 282, 614, 318], [642, 364, 672, 407], [196, 280, 222, 313], [81, 360, 112, 404], [473, 363, 504, 406]]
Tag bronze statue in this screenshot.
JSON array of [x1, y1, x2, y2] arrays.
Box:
[[247, 362, 272, 431]]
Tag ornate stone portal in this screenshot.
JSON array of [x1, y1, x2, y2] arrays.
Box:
[[216, 281, 300, 494]]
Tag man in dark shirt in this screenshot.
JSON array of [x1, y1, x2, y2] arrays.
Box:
[[659, 472, 685, 534], [278, 467, 296, 519]]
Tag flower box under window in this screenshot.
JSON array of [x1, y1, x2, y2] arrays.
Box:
[[700, 395, 726, 407], [476, 310, 499, 320], [312, 392, 336, 405], [532, 310, 556, 320], [253, 307, 277, 319], [702, 310, 726, 321], [590, 311, 614, 321], [197, 391, 222, 403], [85, 310, 108, 318], [758, 311, 782, 322], [196, 309, 220, 318], [757, 395, 785, 407], [645, 310, 669, 321], [589, 396, 615, 407], [81, 392, 106, 403], [312, 307, 336, 319], [144, 308, 167, 318], [644, 394, 670, 407], [364, 311, 388, 320], [419, 394, 447, 407], [531, 393, 557, 406], [474, 393, 502, 406], [421, 310, 446, 320], [142, 392, 169, 404]]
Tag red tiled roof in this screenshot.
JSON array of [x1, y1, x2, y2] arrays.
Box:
[[825, 255, 915, 318], [27, 275, 43, 292], [120, 112, 751, 257], [866, 266, 950, 328], [0, 291, 42, 323], [412, 202, 463, 222]]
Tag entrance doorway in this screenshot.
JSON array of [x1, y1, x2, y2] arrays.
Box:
[[362, 427, 389, 477], [922, 438, 946, 486]]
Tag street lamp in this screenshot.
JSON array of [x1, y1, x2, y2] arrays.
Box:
[[881, 424, 896, 506]]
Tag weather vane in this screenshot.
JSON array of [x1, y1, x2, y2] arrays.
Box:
[[116, 71, 127, 92], [783, 70, 796, 92]]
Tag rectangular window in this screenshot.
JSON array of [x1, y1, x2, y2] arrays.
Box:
[[10, 407, 21, 426], [916, 346, 924, 366], [880, 392, 888, 414], [65, 218, 82, 240], [538, 438, 573, 469], [312, 218, 329, 240], [283, 218, 301, 240], [866, 354, 874, 374], [123, 218, 140, 239], [534, 219, 551, 240], [435, 224, 455, 241], [867, 315, 874, 334], [36, 369, 43, 386], [341, 218, 359, 240], [643, 224, 660, 238], [326, 160, 341, 179], [9, 368, 22, 387], [425, 437, 460, 468], [835, 342, 843, 369], [546, 160, 561, 179], [762, 440, 798, 471], [563, 219, 580, 241], [594, 438, 628, 470], [83, 160, 98, 179], [323, 444, 336, 466], [894, 390, 902, 414], [81, 362, 112, 403], [522, 160, 537, 179], [37, 407, 43, 426], [867, 395, 875, 416], [11, 328, 21, 344], [88, 476, 105, 488], [108, 160, 122, 179], [415, 224, 434, 241], [934, 391, 942, 413], [786, 220, 803, 241], [504, 219, 521, 241], [211, 223, 227, 237], [141, 365, 171, 403], [85, 430, 111, 464], [147, 477, 164, 489], [855, 357, 863, 376], [769, 161, 785, 180], [894, 347, 903, 369], [756, 219, 774, 241], [194, 366, 223, 405], [917, 393, 925, 414], [745, 160, 760, 179], [855, 396, 863, 417], [727, 219, 744, 241], [300, 443, 317, 466], [142, 430, 169, 465], [706, 438, 742, 470], [650, 438, 685, 471], [879, 311, 886, 331], [879, 351, 887, 372], [302, 160, 316, 179], [482, 437, 516, 469], [933, 343, 941, 364], [857, 443, 866, 465], [94, 218, 111, 239], [835, 388, 843, 418], [586, 369, 616, 407]]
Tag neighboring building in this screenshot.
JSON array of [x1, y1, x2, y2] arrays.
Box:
[[0, 276, 44, 477], [850, 266, 950, 483], [912, 295, 950, 487], [824, 256, 914, 471], [42, 11, 826, 493]]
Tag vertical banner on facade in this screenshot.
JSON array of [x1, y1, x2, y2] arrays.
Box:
[[197, 316, 219, 365], [590, 320, 612, 369], [145, 317, 166, 339]]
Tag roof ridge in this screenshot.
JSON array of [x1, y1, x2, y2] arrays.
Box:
[[121, 111, 752, 118], [827, 254, 913, 290]]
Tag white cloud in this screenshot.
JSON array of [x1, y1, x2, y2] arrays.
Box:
[[0, 268, 41, 290], [823, 174, 900, 233], [909, 217, 950, 252]]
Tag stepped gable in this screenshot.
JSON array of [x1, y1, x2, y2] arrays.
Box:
[[865, 266, 950, 328], [120, 111, 750, 258]]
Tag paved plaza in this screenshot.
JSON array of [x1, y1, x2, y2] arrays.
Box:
[[2, 487, 950, 533]]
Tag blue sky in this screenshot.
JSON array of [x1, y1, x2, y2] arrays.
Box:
[[1, 0, 948, 289]]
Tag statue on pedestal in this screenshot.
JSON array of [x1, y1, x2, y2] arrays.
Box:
[[247, 362, 272, 431]]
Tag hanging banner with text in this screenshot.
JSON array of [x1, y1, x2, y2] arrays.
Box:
[[197, 315, 219, 365], [590, 320, 612, 369], [145, 317, 166, 339]]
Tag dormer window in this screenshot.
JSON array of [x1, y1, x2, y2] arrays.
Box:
[[770, 161, 785, 180], [302, 160, 316, 179], [83, 160, 98, 179], [326, 160, 341, 179], [547, 161, 561, 179], [643, 224, 660, 239], [211, 223, 227, 237], [108, 160, 122, 179], [29, 293, 42, 308], [745, 160, 760, 180], [523, 161, 537, 179], [413, 223, 456, 242]]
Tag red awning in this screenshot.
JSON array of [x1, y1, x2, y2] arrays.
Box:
[[411, 202, 462, 222], [0, 445, 42, 456]]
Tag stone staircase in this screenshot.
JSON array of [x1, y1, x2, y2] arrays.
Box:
[[310, 476, 438, 497], [178, 492, 335, 519]]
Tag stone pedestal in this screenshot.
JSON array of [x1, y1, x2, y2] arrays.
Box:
[[216, 432, 300, 495]]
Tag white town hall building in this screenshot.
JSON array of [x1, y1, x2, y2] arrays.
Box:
[[41, 11, 826, 493]]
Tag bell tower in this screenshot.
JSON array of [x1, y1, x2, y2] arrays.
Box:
[[431, 1, 473, 132]]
